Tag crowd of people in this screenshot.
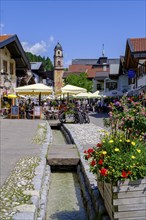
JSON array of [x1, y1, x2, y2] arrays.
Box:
[[2, 90, 145, 119]]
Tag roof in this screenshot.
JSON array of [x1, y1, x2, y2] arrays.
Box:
[[0, 34, 30, 70], [54, 42, 63, 51], [0, 35, 14, 42], [108, 59, 120, 64], [30, 62, 43, 70], [72, 59, 98, 65], [129, 38, 146, 52], [124, 38, 146, 68], [68, 64, 90, 73], [64, 64, 109, 79]]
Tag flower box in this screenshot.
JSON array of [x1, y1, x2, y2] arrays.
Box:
[[97, 173, 104, 198], [98, 177, 146, 220]]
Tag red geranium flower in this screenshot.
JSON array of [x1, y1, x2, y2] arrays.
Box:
[[121, 170, 132, 178], [122, 170, 128, 178], [87, 148, 94, 154], [98, 159, 103, 165], [87, 154, 91, 159], [91, 160, 96, 166], [100, 168, 108, 176], [97, 143, 102, 147]]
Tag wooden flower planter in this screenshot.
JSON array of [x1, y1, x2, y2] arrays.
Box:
[[97, 177, 146, 220]]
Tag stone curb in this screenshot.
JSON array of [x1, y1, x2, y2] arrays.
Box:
[[13, 122, 52, 220], [63, 124, 110, 220]]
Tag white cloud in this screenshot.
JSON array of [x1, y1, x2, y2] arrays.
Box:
[[21, 35, 55, 56], [22, 41, 47, 55], [49, 35, 54, 43]]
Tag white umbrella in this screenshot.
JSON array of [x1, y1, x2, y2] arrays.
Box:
[[88, 90, 101, 98], [15, 83, 53, 95], [61, 85, 87, 94], [75, 92, 92, 98], [15, 83, 53, 105]]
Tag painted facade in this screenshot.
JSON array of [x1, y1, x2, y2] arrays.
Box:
[[0, 47, 16, 95]]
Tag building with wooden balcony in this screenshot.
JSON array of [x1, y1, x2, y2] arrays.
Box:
[[0, 34, 32, 95]]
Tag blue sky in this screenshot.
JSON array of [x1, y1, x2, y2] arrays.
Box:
[[1, 0, 146, 67]]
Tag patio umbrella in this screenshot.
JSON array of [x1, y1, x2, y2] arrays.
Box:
[[15, 83, 53, 105], [75, 92, 92, 98], [61, 85, 87, 94], [88, 90, 101, 98], [4, 94, 18, 99], [15, 83, 53, 95]]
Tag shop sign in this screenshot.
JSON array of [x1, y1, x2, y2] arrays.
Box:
[[128, 70, 135, 78]]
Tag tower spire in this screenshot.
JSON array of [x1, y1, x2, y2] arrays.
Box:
[[102, 44, 105, 57]]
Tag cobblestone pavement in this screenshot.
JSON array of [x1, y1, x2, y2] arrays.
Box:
[[65, 112, 109, 150]]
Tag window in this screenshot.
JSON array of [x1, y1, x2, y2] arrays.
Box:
[[103, 64, 107, 71], [128, 78, 135, 85], [57, 61, 61, 66], [106, 82, 117, 90], [58, 51, 60, 55], [10, 63, 14, 75], [3, 60, 7, 73], [97, 84, 102, 90]]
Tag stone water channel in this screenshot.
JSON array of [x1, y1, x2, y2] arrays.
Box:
[[45, 127, 88, 220]]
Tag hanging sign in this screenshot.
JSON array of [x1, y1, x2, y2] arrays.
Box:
[[128, 70, 135, 78]]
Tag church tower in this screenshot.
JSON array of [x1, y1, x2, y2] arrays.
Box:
[[54, 42, 64, 93]]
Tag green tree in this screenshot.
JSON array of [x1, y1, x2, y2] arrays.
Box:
[[25, 52, 54, 71], [64, 72, 93, 92]]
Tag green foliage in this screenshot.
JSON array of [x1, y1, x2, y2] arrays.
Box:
[[64, 72, 93, 92], [25, 52, 54, 71], [103, 96, 146, 139], [84, 131, 146, 184], [84, 97, 146, 183]]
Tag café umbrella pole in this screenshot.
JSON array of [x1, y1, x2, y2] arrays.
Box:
[[39, 92, 41, 106]]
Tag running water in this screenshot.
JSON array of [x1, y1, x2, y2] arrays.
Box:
[[45, 172, 87, 220], [45, 128, 88, 220]]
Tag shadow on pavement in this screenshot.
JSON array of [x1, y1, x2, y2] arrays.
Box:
[[89, 112, 109, 118]]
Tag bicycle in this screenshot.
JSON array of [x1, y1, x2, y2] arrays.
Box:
[[59, 107, 83, 124], [79, 108, 90, 123]]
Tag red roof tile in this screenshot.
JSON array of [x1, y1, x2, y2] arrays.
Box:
[[67, 64, 109, 78], [68, 64, 90, 73], [130, 38, 146, 52], [0, 35, 14, 42]]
